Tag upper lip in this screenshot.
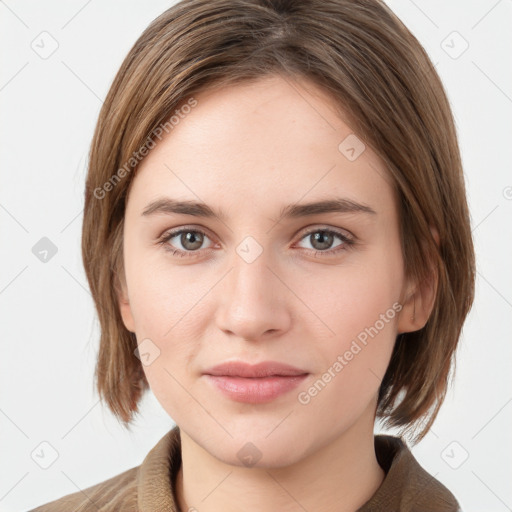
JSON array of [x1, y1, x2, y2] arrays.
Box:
[[203, 361, 308, 378]]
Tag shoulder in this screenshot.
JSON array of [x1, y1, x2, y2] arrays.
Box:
[[358, 435, 462, 512], [27, 465, 139, 512], [27, 425, 181, 512]]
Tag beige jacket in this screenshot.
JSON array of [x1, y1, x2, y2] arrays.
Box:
[[29, 425, 461, 511]]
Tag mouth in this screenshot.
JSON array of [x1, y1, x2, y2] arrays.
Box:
[[203, 360, 309, 403]]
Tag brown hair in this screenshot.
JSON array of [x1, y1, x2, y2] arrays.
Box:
[[82, 0, 475, 441]]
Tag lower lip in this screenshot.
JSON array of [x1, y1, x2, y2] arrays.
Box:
[[205, 374, 308, 403]]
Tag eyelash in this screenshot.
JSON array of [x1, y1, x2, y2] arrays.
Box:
[[157, 226, 355, 259]]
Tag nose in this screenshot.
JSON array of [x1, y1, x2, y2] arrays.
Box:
[[215, 247, 292, 342]]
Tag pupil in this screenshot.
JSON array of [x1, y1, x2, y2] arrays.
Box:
[[313, 231, 332, 250], [183, 231, 203, 250]]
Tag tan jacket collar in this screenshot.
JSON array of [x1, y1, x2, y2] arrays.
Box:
[[137, 426, 461, 512]]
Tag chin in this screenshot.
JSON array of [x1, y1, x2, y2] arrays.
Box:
[[218, 439, 308, 470], [193, 419, 312, 469]]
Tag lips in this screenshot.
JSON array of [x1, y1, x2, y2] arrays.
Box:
[[203, 361, 308, 378], [203, 361, 309, 403]]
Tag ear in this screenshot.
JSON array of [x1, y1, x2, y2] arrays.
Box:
[[397, 227, 439, 334], [116, 269, 136, 333]]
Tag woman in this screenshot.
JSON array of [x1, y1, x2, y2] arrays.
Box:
[[31, 0, 475, 510]]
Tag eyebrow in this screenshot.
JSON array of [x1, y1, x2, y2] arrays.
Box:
[[141, 197, 376, 221]]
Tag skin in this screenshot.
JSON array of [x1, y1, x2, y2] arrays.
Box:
[[118, 74, 435, 511]]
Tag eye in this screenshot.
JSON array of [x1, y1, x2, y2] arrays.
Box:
[[157, 226, 354, 259], [296, 227, 354, 256], [157, 227, 214, 257]]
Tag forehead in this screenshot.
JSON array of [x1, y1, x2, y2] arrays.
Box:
[[127, 75, 395, 219]]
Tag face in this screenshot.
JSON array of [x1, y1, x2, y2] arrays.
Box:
[[118, 74, 415, 468]]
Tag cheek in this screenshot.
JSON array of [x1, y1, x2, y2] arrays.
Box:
[[331, 267, 401, 339], [308, 252, 403, 396], [122, 238, 202, 382], [312, 247, 402, 327], [124, 239, 200, 337], [129, 262, 206, 422]]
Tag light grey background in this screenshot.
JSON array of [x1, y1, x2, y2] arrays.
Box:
[[1, 1, 511, 510]]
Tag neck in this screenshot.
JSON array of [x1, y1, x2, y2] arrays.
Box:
[[175, 406, 385, 512]]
